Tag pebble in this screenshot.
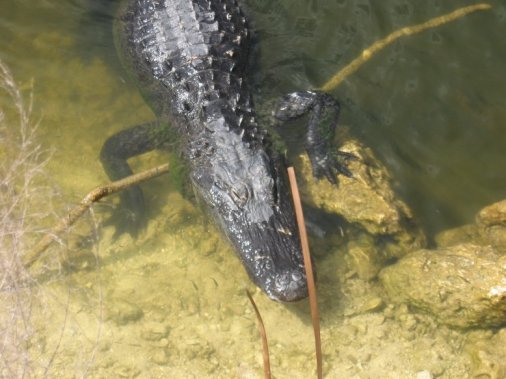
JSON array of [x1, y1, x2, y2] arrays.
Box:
[[415, 370, 433, 379], [107, 299, 144, 326], [150, 348, 169, 365], [141, 322, 170, 341], [360, 296, 384, 313]]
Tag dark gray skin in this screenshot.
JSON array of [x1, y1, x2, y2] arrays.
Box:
[[101, 0, 354, 302]]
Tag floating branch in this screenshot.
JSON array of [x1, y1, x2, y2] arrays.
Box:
[[320, 3, 492, 92], [25, 162, 170, 268]]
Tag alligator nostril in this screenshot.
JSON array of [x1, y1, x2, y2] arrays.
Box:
[[275, 273, 290, 287], [291, 271, 303, 282], [270, 272, 308, 302]]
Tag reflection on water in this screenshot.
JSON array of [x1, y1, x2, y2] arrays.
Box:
[[0, 0, 505, 377], [2, 0, 505, 235], [251, 1, 506, 235]]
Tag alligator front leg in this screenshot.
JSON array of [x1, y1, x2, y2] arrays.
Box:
[[274, 91, 356, 183], [100, 121, 167, 236]]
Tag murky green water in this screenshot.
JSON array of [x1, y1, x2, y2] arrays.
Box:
[[251, 1, 506, 236], [1, 1, 505, 378], [2, 0, 505, 235]]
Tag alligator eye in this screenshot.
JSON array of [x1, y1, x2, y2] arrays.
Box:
[[230, 183, 251, 208]]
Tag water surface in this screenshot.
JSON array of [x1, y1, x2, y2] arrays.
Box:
[[1, 1, 505, 377]]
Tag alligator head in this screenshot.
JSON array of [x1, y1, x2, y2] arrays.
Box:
[[189, 118, 309, 302]]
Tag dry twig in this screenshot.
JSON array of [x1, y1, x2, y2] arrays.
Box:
[[24, 162, 170, 268], [320, 3, 492, 92]]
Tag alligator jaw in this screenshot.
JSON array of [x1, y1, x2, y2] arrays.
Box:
[[269, 269, 308, 302]]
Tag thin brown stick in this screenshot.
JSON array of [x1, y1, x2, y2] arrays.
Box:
[[24, 162, 170, 268], [320, 3, 492, 92], [287, 167, 322, 379], [246, 290, 271, 379]]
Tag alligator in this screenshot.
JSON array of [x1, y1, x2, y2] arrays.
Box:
[[100, 0, 354, 301]]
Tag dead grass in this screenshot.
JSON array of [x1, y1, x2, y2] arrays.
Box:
[[0, 58, 46, 377], [0, 59, 102, 378]]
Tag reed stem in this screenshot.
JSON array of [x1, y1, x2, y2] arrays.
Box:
[[246, 290, 271, 379], [287, 167, 322, 379]]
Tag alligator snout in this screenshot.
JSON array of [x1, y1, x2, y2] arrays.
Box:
[[270, 269, 308, 302], [245, 244, 309, 302], [219, 209, 310, 302], [188, 118, 312, 301]]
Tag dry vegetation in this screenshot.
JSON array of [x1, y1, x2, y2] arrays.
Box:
[[0, 59, 101, 378], [0, 58, 47, 377]]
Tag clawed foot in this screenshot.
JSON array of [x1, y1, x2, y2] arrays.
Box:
[[309, 149, 358, 184], [273, 90, 358, 184]]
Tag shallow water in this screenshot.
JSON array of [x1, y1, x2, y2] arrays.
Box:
[[1, 0, 505, 378], [2, 1, 505, 235]]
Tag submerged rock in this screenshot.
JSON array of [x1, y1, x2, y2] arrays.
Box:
[[415, 371, 433, 379], [297, 139, 422, 238], [106, 298, 144, 326], [465, 329, 506, 379], [345, 236, 382, 280], [476, 199, 506, 252], [435, 224, 484, 248], [141, 322, 170, 341], [297, 138, 426, 278], [436, 200, 506, 252], [379, 244, 506, 328]]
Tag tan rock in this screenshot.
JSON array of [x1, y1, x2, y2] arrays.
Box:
[[434, 224, 483, 248], [476, 200, 506, 252], [465, 329, 506, 379], [379, 244, 506, 328], [297, 138, 425, 259], [105, 299, 144, 326]]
